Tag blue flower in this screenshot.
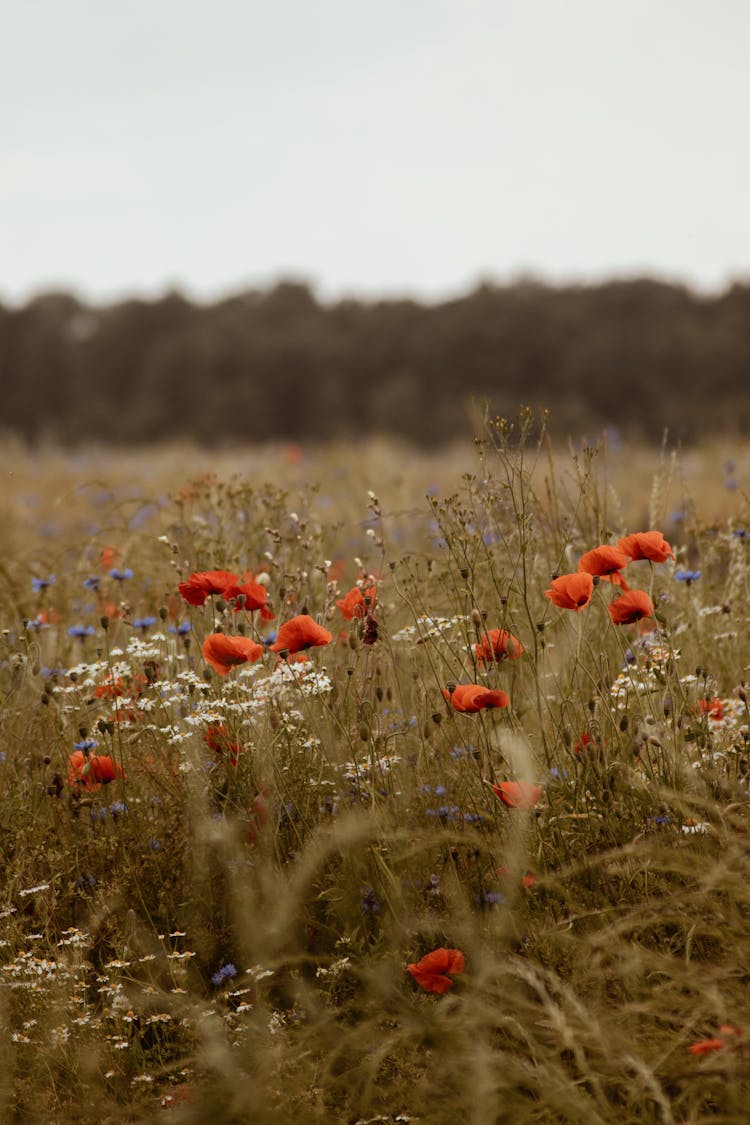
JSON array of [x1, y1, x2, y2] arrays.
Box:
[[26, 614, 49, 630], [83, 576, 100, 591], [74, 739, 97, 751], [725, 478, 739, 491], [674, 569, 701, 584], [68, 624, 96, 638], [211, 962, 237, 987], [31, 575, 55, 593], [132, 616, 157, 631], [109, 802, 129, 818], [360, 886, 381, 914], [482, 891, 506, 906], [169, 621, 191, 635], [109, 568, 133, 581]]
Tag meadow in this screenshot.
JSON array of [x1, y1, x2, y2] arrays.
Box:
[[1, 414, 749, 1123]]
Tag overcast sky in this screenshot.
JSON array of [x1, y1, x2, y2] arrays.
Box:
[[2, 0, 749, 304]]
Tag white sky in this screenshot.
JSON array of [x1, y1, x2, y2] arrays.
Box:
[[2, 0, 749, 304]]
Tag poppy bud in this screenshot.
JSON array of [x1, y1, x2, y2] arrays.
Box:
[[79, 726, 88, 738], [620, 715, 629, 731], [348, 631, 359, 650], [460, 568, 470, 580], [100, 616, 109, 630], [432, 712, 442, 725], [98, 719, 107, 734], [159, 606, 168, 620], [215, 598, 226, 613], [41, 693, 49, 706], [359, 723, 370, 742], [376, 685, 383, 702], [471, 609, 483, 626]]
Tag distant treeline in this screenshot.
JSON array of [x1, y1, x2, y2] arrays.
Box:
[[1, 279, 749, 445]]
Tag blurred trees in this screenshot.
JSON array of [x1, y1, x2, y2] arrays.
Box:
[[1, 278, 748, 445]]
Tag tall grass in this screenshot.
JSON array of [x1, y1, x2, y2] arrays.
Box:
[[1, 417, 749, 1123]]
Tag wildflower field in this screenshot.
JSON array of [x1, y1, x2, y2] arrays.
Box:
[[2, 415, 749, 1124]]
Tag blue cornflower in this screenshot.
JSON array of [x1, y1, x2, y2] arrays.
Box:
[[211, 963, 237, 987], [74, 739, 97, 752], [31, 575, 55, 593], [26, 614, 49, 631], [360, 886, 381, 914], [733, 529, 748, 539], [482, 891, 506, 906], [109, 568, 133, 581], [132, 616, 157, 631], [68, 624, 96, 638], [169, 621, 191, 635], [83, 576, 100, 591], [149, 838, 162, 852], [426, 804, 461, 823], [109, 802, 129, 818], [675, 569, 701, 584], [725, 478, 739, 491]]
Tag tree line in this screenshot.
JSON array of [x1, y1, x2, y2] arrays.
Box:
[[1, 278, 748, 445]]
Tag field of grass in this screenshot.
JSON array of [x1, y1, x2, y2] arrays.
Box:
[[1, 415, 749, 1123]]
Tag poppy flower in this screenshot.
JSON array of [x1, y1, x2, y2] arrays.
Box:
[[698, 697, 724, 721], [270, 614, 333, 655], [204, 724, 242, 765], [68, 751, 124, 789], [577, 545, 629, 588], [233, 577, 275, 620], [336, 585, 377, 620], [544, 572, 594, 611], [443, 684, 510, 713], [490, 780, 543, 810], [617, 531, 674, 563], [179, 570, 241, 606], [607, 589, 654, 625], [474, 628, 524, 664], [407, 947, 465, 995], [202, 633, 264, 675], [688, 1037, 726, 1056]]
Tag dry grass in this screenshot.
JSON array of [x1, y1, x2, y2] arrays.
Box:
[[1, 417, 749, 1123]]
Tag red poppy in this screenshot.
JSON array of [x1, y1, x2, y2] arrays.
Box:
[[204, 724, 242, 765], [698, 697, 724, 721], [178, 570, 241, 606], [68, 751, 124, 789], [234, 577, 275, 620], [270, 614, 333, 655], [578, 545, 629, 588], [474, 628, 524, 664], [688, 1038, 726, 1056], [407, 947, 465, 995], [607, 589, 654, 625], [617, 531, 674, 563], [202, 633, 264, 675], [544, 572, 594, 611], [490, 780, 543, 810], [336, 585, 377, 620], [100, 547, 117, 571], [443, 684, 510, 713]]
